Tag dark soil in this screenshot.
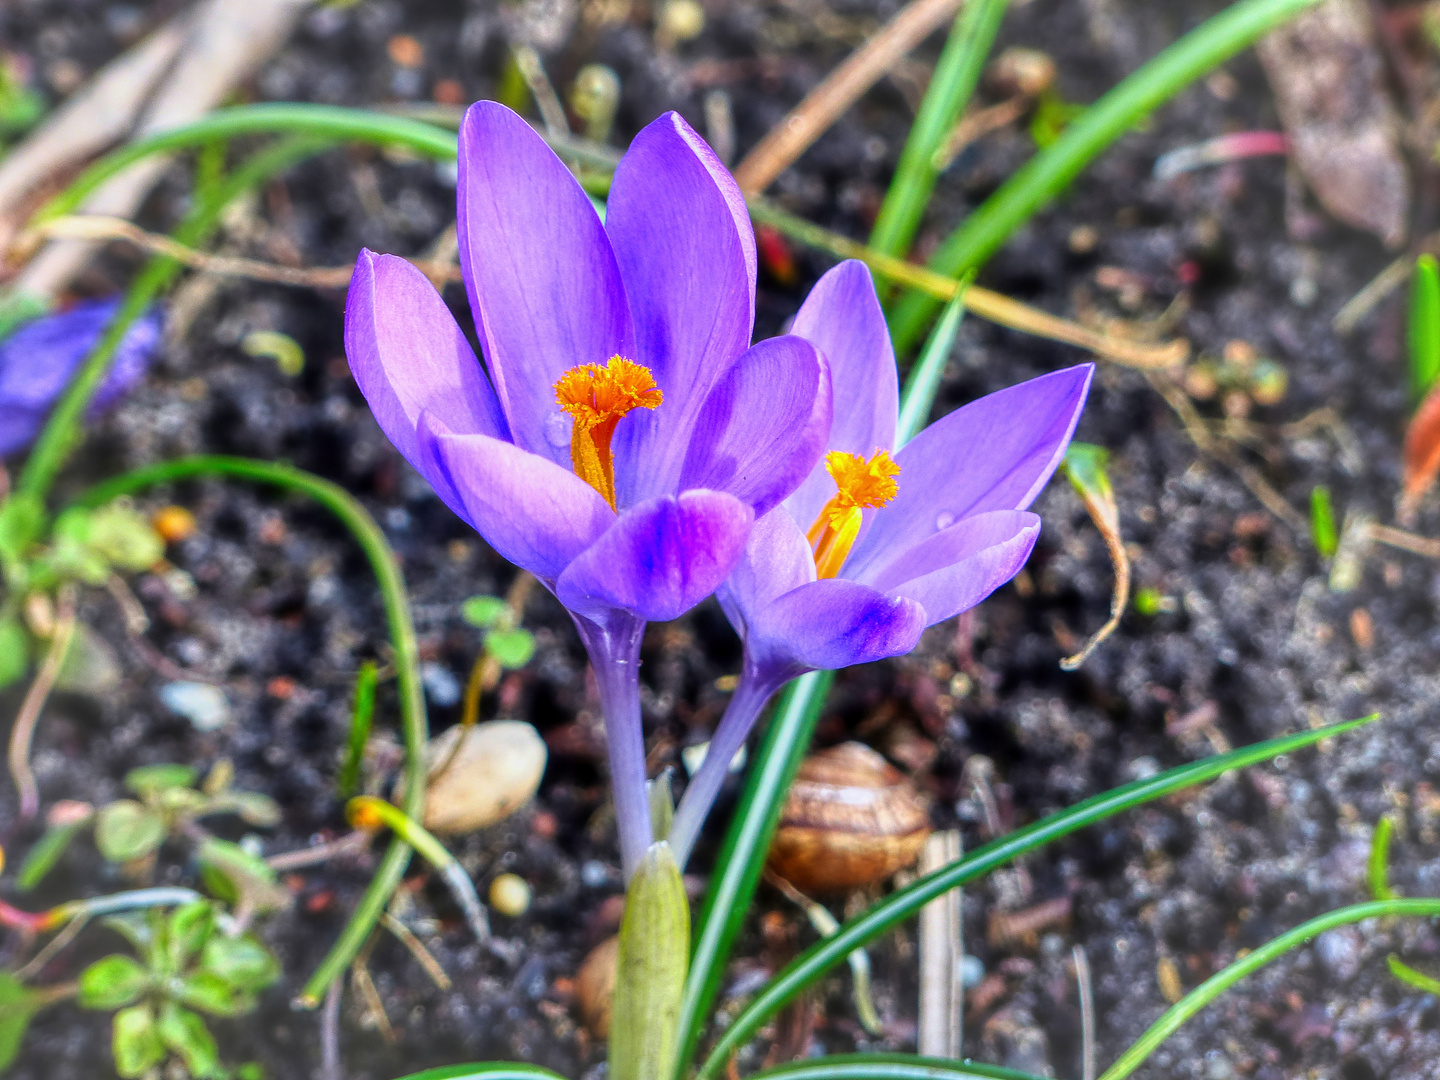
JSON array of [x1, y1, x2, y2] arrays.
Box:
[[3, 1, 1440, 1079]]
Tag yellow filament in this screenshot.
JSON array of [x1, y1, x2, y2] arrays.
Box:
[[806, 450, 900, 578], [553, 356, 662, 509]]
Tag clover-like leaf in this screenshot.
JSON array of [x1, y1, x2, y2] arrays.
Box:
[[486, 628, 536, 669], [157, 1002, 222, 1079], [461, 595, 510, 629], [175, 971, 247, 1018], [0, 972, 40, 1070], [95, 800, 166, 864], [79, 955, 150, 1011], [201, 934, 281, 994], [85, 505, 165, 574], [124, 764, 198, 798], [166, 901, 215, 972], [112, 1004, 165, 1079], [0, 616, 28, 691]]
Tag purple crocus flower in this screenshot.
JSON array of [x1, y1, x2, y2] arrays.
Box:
[[668, 261, 1093, 867], [344, 101, 831, 878], [0, 298, 163, 458]]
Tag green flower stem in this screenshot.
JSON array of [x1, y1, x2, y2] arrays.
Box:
[[45, 886, 202, 930], [867, 0, 1008, 261], [888, 0, 1324, 353], [347, 796, 492, 945], [64, 455, 427, 1008], [15, 136, 331, 504], [674, 670, 833, 1079], [1097, 898, 1440, 1080], [695, 715, 1378, 1080]]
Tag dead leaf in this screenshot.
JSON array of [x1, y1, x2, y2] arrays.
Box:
[[1257, 0, 1410, 248], [1402, 378, 1440, 518]]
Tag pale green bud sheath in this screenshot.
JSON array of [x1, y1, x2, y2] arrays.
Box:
[[610, 842, 689, 1080]]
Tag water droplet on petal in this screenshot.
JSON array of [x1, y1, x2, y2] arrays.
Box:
[[545, 410, 571, 448], [935, 511, 956, 531]]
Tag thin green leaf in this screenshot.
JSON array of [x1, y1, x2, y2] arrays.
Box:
[[897, 282, 970, 446], [175, 972, 248, 1018], [166, 901, 215, 972], [391, 1067, 568, 1080], [1409, 254, 1440, 403], [1387, 953, 1440, 995], [112, 1005, 165, 1079], [201, 934, 281, 994], [1310, 485, 1338, 560], [697, 715, 1377, 1078], [889, 0, 1326, 353], [0, 973, 39, 1071], [157, 1003, 222, 1080], [339, 660, 378, 799], [868, 0, 1009, 260], [675, 670, 833, 1078], [16, 814, 89, 892], [1369, 815, 1396, 902], [1097, 899, 1440, 1080], [750, 1054, 1047, 1080], [0, 616, 29, 690]]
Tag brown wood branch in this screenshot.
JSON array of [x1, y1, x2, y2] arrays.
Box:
[[732, 0, 963, 196]]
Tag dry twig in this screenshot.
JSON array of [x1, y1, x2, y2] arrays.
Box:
[[1073, 944, 1096, 1080], [732, 0, 963, 195], [9, 584, 78, 820], [265, 829, 372, 872], [917, 831, 963, 1058], [380, 911, 452, 991]]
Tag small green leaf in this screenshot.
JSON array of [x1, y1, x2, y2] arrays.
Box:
[[0, 973, 40, 1071], [236, 1064, 265, 1080], [175, 971, 247, 1017], [1310, 485, 1338, 561], [228, 791, 282, 828], [79, 955, 150, 1010], [157, 1003, 222, 1079], [0, 493, 45, 565], [101, 912, 157, 958], [242, 330, 305, 377], [95, 800, 166, 863], [485, 628, 536, 669], [1410, 254, 1440, 403], [16, 815, 89, 891], [201, 934, 281, 993], [0, 617, 29, 690], [85, 505, 165, 573], [461, 595, 510, 629], [125, 764, 198, 798], [113, 1005, 166, 1079], [167, 901, 216, 971]]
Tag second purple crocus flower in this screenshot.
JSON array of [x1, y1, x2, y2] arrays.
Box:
[[345, 102, 831, 878], [668, 262, 1093, 868]]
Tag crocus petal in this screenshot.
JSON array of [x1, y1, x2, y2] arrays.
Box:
[[862, 509, 1040, 625], [747, 579, 926, 672], [678, 335, 831, 517], [606, 111, 757, 504], [456, 101, 634, 464], [787, 260, 898, 528], [418, 413, 613, 585], [555, 490, 753, 622], [844, 364, 1093, 578], [345, 250, 510, 485], [716, 507, 816, 640]]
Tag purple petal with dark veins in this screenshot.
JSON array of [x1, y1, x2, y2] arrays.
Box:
[[606, 111, 757, 505], [418, 412, 614, 585], [678, 334, 831, 518], [747, 578, 926, 672], [555, 490, 752, 622], [456, 101, 634, 465]]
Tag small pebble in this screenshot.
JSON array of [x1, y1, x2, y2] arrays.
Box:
[[159, 681, 230, 732], [960, 954, 985, 988], [490, 873, 532, 917], [581, 860, 611, 888], [416, 720, 546, 835], [421, 662, 462, 707]]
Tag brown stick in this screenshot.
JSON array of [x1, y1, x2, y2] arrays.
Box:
[[732, 0, 963, 196], [9, 585, 78, 820]]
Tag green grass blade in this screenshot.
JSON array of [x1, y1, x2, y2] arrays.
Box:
[[750, 1054, 1046, 1080], [897, 281, 970, 445], [1368, 815, 1396, 902], [391, 1065, 569, 1080], [673, 670, 833, 1079], [1387, 953, 1440, 995], [66, 455, 429, 1008], [1098, 898, 1440, 1080], [868, 0, 1009, 261], [339, 661, 378, 799], [696, 714, 1378, 1079], [1409, 253, 1440, 403], [888, 0, 1323, 353]]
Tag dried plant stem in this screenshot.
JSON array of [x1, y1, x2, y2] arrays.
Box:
[[732, 0, 963, 196], [265, 829, 372, 872], [917, 831, 963, 1058], [9, 584, 78, 820], [1074, 944, 1096, 1080], [1368, 523, 1440, 559], [350, 953, 396, 1044], [14, 914, 90, 983], [380, 911, 452, 991], [511, 45, 570, 138], [319, 978, 343, 1080]]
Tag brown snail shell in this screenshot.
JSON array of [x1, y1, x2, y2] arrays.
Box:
[[766, 742, 930, 893]]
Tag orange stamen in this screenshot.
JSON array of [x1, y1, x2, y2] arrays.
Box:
[[554, 356, 662, 510], [806, 450, 900, 578]]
